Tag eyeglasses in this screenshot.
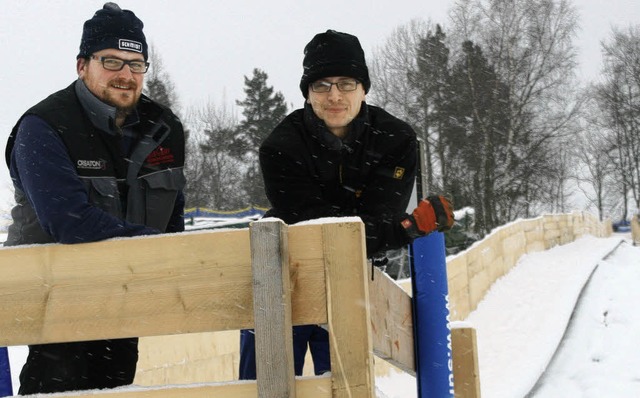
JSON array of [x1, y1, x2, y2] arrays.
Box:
[[91, 55, 150, 74], [310, 79, 359, 93]]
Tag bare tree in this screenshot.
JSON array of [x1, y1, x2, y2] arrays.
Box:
[[144, 44, 180, 114], [184, 101, 246, 210], [369, 20, 450, 193], [594, 25, 640, 218], [449, 0, 581, 222], [571, 96, 619, 221], [368, 19, 432, 122]]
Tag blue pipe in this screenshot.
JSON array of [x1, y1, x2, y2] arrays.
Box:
[[410, 232, 454, 397]]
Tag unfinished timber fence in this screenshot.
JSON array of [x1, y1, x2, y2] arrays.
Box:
[[0, 217, 438, 398], [0, 212, 612, 397]]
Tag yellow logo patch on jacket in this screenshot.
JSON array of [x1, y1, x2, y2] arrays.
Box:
[[393, 167, 405, 179]]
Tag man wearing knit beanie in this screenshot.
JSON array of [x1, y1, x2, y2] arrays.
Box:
[[77, 2, 148, 60], [6, 3, 185, 394], [241, 30, 454, 379], [299, 29, 371, 98]]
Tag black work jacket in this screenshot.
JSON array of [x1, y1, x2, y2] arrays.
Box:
[[259, 102, 417, 257]]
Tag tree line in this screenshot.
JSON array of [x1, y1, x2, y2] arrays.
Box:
[[144, 0, 640, 238], [145, 62, 288, 211]]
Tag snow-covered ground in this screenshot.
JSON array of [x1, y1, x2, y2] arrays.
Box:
[[376, 232, 640, 397], [5, 232, 639, 397]]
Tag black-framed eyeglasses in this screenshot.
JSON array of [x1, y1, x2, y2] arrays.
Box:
[[310, 79, 359, 93], [91, 55, 150, 74]]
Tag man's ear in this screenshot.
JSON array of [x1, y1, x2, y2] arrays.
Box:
[[76, 58, 86, 76]]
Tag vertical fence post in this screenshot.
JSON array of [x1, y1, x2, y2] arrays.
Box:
[[250, 219, 296, 398], [411, 231, 455, 397], [0, 347, 12, 397], [451, 326, 481, 398], [632, 214, 640, 246], [322, 220, 375, 398]]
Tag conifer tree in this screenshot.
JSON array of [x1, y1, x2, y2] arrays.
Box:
[[450, 0, 580, 220], [234, 68, 288, 207], [410, 24, 451, 193], [446, 41, 510, 234]]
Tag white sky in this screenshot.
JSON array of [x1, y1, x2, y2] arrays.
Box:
[[0, 0, 639, 207]]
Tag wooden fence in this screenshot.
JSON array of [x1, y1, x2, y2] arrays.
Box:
[[0, 212, 612, 397], [0, 217, 431, 397]]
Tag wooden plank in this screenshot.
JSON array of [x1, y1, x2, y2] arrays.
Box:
[[287, 224, 328, 326], [39, 377, 332, 398], [250, 220, 296, 398], [0, 230, 252, 345], [0, 227, 327, 346], [322, 220, 375, 398], [451, 326, 481, 398], [369, 266, 415, 375], [632, 215, 640, 246]]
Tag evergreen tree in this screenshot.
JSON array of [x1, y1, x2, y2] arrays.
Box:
[[450, 0, 580, 220], [234, 68, 288, 207], [446, 41, 510, 234], [410, 24, 451, 193]]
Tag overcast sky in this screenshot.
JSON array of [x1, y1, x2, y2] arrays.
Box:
[[1, 0, 639, 208]]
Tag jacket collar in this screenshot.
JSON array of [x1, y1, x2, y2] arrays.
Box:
[[303, 101, 369, 151], [74, 79, 140, 135]]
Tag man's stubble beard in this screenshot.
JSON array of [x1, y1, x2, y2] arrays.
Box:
[[99, 77, 141, 117]]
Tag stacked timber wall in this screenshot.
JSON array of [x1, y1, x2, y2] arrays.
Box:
[[443, 213, 611, 321]]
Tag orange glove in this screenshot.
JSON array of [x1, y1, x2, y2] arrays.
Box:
[[401, 195, 454, 238]]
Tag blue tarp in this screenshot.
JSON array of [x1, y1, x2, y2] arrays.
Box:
[[184, 206, 266, 219]]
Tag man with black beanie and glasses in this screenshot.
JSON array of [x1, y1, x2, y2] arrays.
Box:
[[5, 3, 185, 394], [239, 29, 454, 379]]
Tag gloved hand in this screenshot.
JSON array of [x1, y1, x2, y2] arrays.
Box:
[[401, 195, 454, 239]]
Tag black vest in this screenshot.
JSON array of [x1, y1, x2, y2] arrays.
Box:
[[5, 82, 185, 246]]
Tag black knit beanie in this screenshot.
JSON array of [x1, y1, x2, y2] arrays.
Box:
[[77, 2, 148, 60], [300, 29, 371, 98]]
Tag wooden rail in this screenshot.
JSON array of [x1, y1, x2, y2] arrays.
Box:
[[2, 217, 454, 397]]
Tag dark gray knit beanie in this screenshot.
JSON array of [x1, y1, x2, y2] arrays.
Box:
[[300, 29, 371, 98], [77, 2, 148, 60]]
